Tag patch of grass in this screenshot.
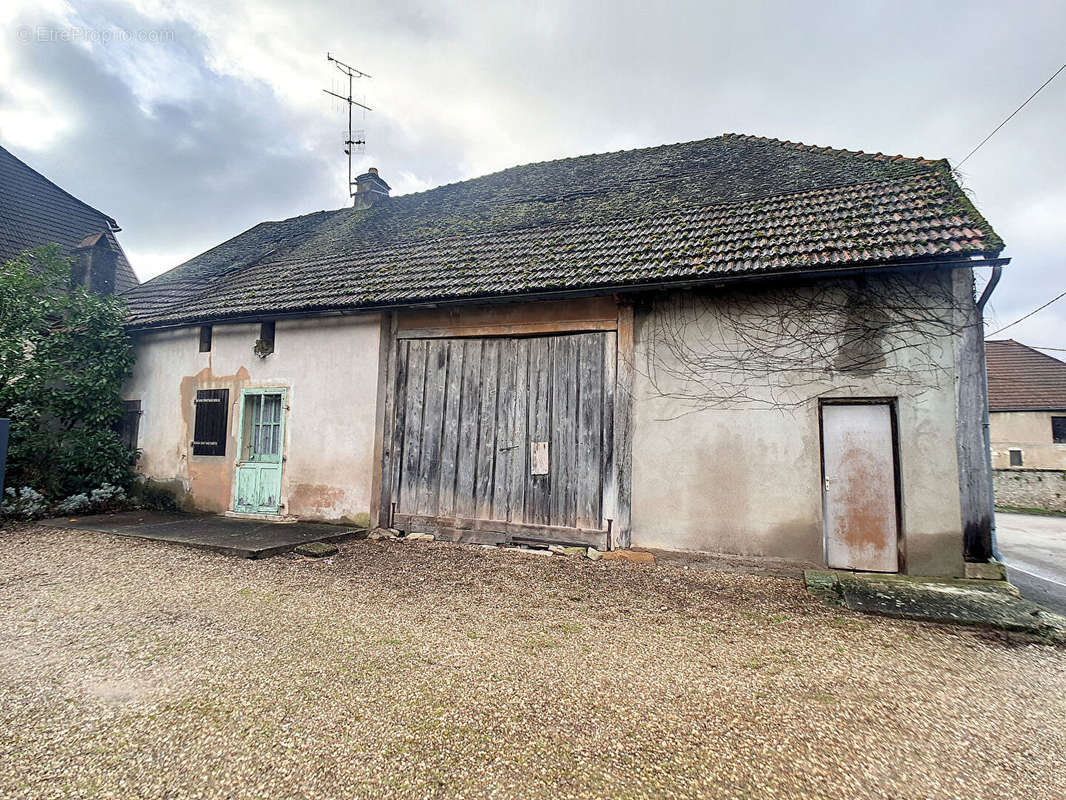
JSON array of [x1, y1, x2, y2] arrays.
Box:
[[552, 622, 583, 634]]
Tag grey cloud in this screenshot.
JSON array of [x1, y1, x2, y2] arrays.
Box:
[[2, 0, 1064, 347]]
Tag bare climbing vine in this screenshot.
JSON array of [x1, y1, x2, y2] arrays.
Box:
[[641, 270, 975, 413]]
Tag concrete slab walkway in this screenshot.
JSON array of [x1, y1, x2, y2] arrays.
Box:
[[41, 511, 364, 558]]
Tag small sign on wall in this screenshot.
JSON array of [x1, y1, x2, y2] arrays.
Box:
[[531, 441, 549, 475]]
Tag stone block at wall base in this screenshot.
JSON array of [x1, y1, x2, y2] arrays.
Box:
[[965, 560, 1007, 581]]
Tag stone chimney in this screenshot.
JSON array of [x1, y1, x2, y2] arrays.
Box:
[[72, 232, 119, 295], [353, 167, 390, 210]]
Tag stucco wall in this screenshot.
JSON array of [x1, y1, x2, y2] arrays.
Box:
[[993, 469, 1066, 513], [990, 411, 1066, 470], [125, 315, 383, 524], [629, 272, 967, 576]]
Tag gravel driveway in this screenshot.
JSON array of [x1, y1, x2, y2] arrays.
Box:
[[1, 525, 1064, 800]]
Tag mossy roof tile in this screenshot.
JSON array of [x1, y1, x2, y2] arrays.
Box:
[[123, 133, 1003, 327]]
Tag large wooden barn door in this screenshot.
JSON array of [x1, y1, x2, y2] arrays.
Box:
[[389, 332, 614, 548]]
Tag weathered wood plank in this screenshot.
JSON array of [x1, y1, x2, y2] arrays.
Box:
[[507, 337, 530, 522], [526, 336, 552, 526], [576, 333, 605, 529], [396, 297, 620, 337], [549, 335, 577, 527], [417, 525, 507, 546], [399, 339, 428, 513], [453, 339, 483, 518], [415, 339, 449, 516], [370, 314, 394, 527], [396, 319, 618, 339], [474, 339, 501, 519], [491, 340, 517, 520], [379, 315, 402, 527], [612, 303, 635, 549], [601, 330, 618, 545], [394, 513, 607, 548], [388, 338, 410, 522], [436, 339, 464, 516]]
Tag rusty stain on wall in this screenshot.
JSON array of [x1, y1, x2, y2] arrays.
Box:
[[178, 366, 251, 512], [289, 483, 346, 516], [836, 440, 893, 558]]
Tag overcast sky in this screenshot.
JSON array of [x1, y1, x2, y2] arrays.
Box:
[[2, 0, 1064, 349]]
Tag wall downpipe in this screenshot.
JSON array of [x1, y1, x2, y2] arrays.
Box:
[[976, 265, 1004, 561]]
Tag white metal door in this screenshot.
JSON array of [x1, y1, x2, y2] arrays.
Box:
[[821, 403, 899, 572]]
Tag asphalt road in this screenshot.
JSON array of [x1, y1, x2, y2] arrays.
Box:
[[995, 511, 1066, 616]]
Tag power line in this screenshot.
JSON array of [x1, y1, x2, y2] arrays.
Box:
[[956, 61, 1066, 168], [1031, 345, 1066, 352], [987, 287, 1066, 336]]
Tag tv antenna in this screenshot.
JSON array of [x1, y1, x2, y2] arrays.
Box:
[[323, 52, 372, 197]]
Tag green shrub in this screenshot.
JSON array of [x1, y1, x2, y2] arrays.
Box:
[[0, 245, 136, 499]]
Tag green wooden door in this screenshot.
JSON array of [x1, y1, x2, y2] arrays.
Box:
[[233, 389, 286, 514]]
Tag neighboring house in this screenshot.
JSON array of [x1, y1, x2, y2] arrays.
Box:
[[0, 143, 138, 294], [986, 339, 1066, 513], [121, 134, 1007, 576]]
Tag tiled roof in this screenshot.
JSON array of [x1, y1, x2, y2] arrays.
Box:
[[123, 133, 1003, 328], [986, 340, 1066, 412], [0, 144, 138, 293]]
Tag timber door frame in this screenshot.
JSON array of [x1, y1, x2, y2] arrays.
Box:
[[817, 397, 904, 573], [374, 300, 634, 549], [232, 387, 288, 515]]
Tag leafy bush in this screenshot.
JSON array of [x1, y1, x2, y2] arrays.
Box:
[[0, 246, 136, 497], [2, 482, 133, 520], [1, 487, 48, 520], [54, 493, 92, 515], [89, 483, 127, 509]]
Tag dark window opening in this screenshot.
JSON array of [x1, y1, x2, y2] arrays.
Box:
[[258, 321, 275, 356], [115, 400, 141, 451], [1053, 417, 1066, 444], [199, 325, 213, 353], [192, 388, 229, 456], [1009, 449, 1023, 467]]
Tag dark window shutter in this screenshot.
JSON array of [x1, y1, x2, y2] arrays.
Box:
[[116, 400, 141, 451], [258, 321, 275, 355], [1009, 449, 1023, 467], [1053, 417, 1066, 444], [192, 389, 229, 456]]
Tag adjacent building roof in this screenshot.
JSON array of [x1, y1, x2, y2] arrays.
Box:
[[123, 133, 1004, 328], [986, 340, 1066, 412], [0, 144, 138, 293]]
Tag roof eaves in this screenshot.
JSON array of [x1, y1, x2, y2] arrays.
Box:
[[124, 252, 1009, 332]]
